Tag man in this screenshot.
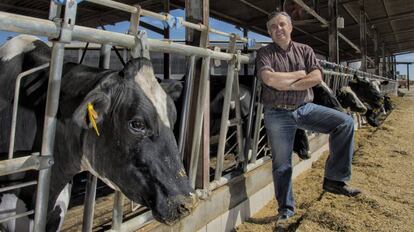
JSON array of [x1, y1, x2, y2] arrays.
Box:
[[256, 11, 361, 222]]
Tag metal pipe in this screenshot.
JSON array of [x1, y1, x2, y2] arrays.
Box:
[[34, 41, 66, 232], [0, 11, 253, 63], [8, 63, 50, 159], [111, 191, 125, 231], [0, 181, 37, 193], [0, 210, 34, 224], [0, 154, 44, 176], [84, 0, 248, 42], [82, 173, 97, 232], [243, 73, 258, 166], [215, 60, 236, 180], [250, 82, 263, 164], [178, 55, 195, 160], [189, 56, 211, 188]]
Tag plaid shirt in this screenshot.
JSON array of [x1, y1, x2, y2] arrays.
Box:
[[256, 41, 322, 107]]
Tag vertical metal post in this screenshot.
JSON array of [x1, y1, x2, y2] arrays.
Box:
[[34, 0, 77, 230], [189, 56, 211, 188], [359, 0, 367, 72], [328, 0, 339, 63], [164, 0, 171, 79], [178, 55, 196, 159], [34, 41, 65, 232], [382, 42, 386, 76], [242, 76, 258, 169], [373, 28, 379, 75], [251, 85, 263, 163], [232, 55, 245, 164], [407, 64, 410, 91], [215, 35, 237, 180], [111, 192, 125, 231], [243, 28, 249, 76]]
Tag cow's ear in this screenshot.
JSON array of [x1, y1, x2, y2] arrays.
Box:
[[159, 81, 183, 102], [120, 58, 154, 80], [73, 92, 111, 129]]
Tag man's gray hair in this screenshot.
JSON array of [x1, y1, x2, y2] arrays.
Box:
[[266, 11, 292, 29]]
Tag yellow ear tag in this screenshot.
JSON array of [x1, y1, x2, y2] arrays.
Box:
[[87, 103, 100, 136]]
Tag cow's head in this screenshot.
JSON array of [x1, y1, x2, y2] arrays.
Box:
[[336, 86, 367, 114], [73, 58, 196, 224], [348, 75, 384, 109]]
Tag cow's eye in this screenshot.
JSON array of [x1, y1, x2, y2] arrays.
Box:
[[129, 119, 146, 134]]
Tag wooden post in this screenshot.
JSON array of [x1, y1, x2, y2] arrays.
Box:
[[328, 0, 339, 63], [359, 0, 367, 72], [184, 0, 210, 190]]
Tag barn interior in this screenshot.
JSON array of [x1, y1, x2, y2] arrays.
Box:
[[0, 0, 413, 231]]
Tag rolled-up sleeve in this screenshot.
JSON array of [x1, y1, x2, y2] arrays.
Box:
[[304, 46, 322, 74], [256, 48, 275, 79]]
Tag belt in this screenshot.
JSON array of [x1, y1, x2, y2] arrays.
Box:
[[272, 104, 300, 111]]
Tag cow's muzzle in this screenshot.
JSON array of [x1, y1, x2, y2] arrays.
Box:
[[162, 192, 199, 225]]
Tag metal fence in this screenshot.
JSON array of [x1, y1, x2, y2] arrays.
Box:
[[0, 0, 398, 231]]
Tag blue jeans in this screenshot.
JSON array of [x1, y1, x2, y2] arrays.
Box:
[[264, 103, 354, 215]]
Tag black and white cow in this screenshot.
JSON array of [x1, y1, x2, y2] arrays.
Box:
[[348, 75, 392, 127], [0, 35, 197, 231]]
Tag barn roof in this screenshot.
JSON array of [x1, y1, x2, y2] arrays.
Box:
[[1, 0, 413, 61]]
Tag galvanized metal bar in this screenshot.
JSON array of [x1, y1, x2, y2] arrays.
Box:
[[0, 11, 253, 63], [84, 0, 247, 42], [8, 63, 50, 159], [82, 173, 97, 232], [178, 55, 196, 160], [0, 154, 53, 175], [33, 41, 66, 231], [188, 56, 211, 188], [111, 191, 124, 231], [251, 84, 263, 163], [231, 63, 245, 166], [214, 35, 237, 181], [242, 76, 258, 168], [0, 210, 34, 224], [0, 181, 37, 193]]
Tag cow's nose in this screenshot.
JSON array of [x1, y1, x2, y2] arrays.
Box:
[[176, 193, 198, 216]]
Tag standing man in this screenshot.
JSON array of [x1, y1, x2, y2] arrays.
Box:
[[256, 11, 361, 222]]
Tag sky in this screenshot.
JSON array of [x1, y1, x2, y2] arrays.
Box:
[[1, 8, 413, 79]]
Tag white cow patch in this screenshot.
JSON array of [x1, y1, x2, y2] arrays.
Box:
[[134, 65, 171, 128], [80, 155, 121, 191], [320, 81, 334, 95], [53, 183, 71, 231], [0, 193, 33, 232], [0, 35, 38, 62], [341, 86, 367, 112]]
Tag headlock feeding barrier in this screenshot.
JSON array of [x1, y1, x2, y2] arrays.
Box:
[[0, 1, 397, 231]]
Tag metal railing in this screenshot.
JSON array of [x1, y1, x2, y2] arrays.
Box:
[[0, 0, 398, 231]]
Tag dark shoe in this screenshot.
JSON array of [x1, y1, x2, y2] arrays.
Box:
[[276, 211, 295, 223], [323, 178, 361, 197]]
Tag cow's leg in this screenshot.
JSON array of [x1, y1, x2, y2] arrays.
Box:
[[46, 182, 72, 232]]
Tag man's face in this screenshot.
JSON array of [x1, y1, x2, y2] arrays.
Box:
[[267, 14, 293, 45]]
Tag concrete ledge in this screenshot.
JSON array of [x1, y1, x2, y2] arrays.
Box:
[[137, 135, 329, 232]]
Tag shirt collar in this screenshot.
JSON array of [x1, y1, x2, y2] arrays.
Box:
[[273, 41, 293, 53]]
